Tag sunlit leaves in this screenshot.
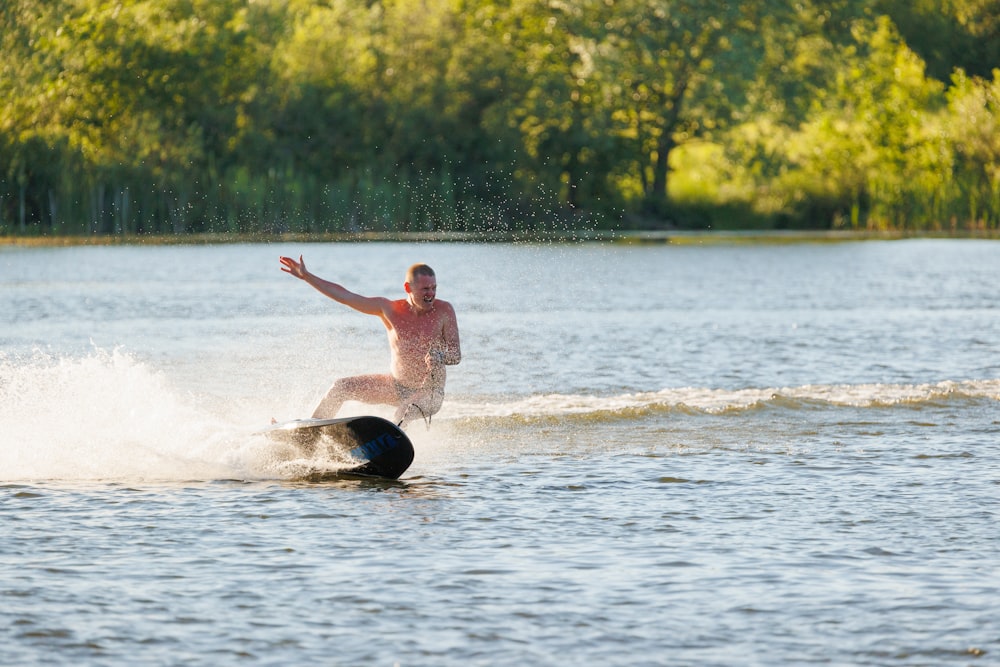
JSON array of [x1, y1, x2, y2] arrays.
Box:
[[2, 0, 999, 234], [946, 68, 1000, 224], [600, 0, 763, 207]]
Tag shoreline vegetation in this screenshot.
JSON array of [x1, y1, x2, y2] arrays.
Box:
[[3, 2, 999, 239], [4, 229, 999, 248]]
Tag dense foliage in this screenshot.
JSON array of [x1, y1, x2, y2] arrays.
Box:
[[2, 0, 998, 236]]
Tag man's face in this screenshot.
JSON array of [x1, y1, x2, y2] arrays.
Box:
[[407, 274, 437, 311]]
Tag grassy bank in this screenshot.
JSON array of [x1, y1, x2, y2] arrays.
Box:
[[4, 229, 999, 248]]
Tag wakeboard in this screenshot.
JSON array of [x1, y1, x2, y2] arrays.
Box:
[[265, 416, 414, 479]]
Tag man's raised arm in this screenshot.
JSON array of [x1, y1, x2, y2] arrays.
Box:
[[279, 255, 386, 316]]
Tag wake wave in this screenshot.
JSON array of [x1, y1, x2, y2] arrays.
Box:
[[443, 380, 1000, 423]]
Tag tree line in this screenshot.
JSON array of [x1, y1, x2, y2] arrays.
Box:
[[2, 0, 998, 237]]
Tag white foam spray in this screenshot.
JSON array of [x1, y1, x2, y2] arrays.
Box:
[[0, 348, 288, 481]]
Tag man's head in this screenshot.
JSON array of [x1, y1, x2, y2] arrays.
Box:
[[406, 263, 435, 285], [405, 264, 437, 311]]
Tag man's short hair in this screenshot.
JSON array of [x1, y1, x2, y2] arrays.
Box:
[[407, 263, 436, 283]]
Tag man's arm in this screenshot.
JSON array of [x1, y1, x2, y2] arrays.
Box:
[[279, 255, 387, 316], [438, 302, 462, 366]]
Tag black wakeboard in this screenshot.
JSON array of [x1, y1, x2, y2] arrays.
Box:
[[265, 416, 414, 480]]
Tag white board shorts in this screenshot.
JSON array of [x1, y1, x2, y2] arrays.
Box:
[[392, 382, 444, 428]]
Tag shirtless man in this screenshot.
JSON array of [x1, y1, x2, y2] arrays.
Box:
[[279, 255, 461, 427]]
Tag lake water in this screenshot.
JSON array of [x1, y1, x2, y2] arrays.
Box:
[[1, 238, 998, 665]]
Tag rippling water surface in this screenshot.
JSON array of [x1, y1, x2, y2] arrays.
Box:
[[1, 238, 998, 665]]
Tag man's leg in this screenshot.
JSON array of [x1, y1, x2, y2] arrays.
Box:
[[311, 374, 400, 418]]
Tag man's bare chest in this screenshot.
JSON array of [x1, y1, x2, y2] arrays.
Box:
[[386, 312, 442, 347]]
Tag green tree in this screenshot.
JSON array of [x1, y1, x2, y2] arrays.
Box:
[[4, 0, 998, 236], [597, 0, 766, 214], [946, 69, 1000, 227], [271, 0, 526, 232], [0, 0, 75, 233], [877, 0, 1000, 82], [17, 0, 284, 233], [491, 1, 619, 217], [742, 16, 946, 228]]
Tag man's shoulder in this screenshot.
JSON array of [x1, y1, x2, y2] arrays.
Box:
[[435, 299, 457, 316]]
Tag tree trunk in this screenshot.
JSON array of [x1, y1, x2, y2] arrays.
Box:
[[18, 183, 26, 233], [651, 132, 675, 204], [48, 189, 59, 233], [90, 183, 106, 235]]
